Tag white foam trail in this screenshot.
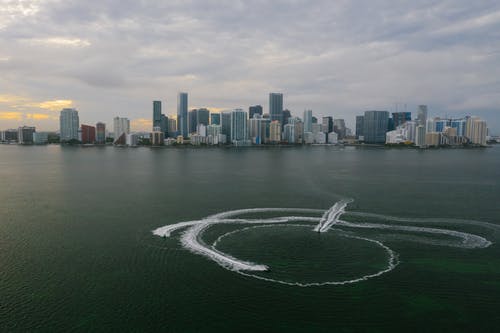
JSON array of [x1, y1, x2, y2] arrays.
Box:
[[152, 200, 493, 286], [347, 212, 500, 232], [337, 220, 492, 248], [154, 208, 324, 272], [208, 207, 324, 219], [153, 221, 202, 237], [314, 199, 353, 233], [181, 222, 269, 271]]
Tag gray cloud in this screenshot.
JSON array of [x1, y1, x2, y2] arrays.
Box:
[[0, 0, 499, 132]]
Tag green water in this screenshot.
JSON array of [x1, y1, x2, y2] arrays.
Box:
[[0, 145, 499, 332]]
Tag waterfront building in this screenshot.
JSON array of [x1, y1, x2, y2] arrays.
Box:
[[303, 132, 314, 144], [197, 124, 207, 137], [1, 129, 18, 142], [466, 117, 487, 146], [96, 122, 106, 144], [386, 128, 407, 144], [221, 111, 232, 142], [269, 120, 281, 143], [60, 108, 79, 142], [269, 93, 283, 125], [404, 121, 417, 143], [416, 105, 428, 127], [315, 131, 326, 144], [249, 116, 264, 144], [363, 111, 389, 144], [210, 113, 220, 125], [333, 119, 346, 140], [33, 132, 48, 145], [425, 132, 440, 147], [303, 110, 313, 133], [168, 118, 177, 137], [81, 124, 96, 144], [113, 117, 130, 144], [230, 109, 248, 143], [328, 132, 338, 144], [392, 112, 411, 128], [249, 105, 263, 119], [207, 124, 221, 137], [177, 92, 188, 138], [322, 116, 333, 134], [355, 115, 364, 140], [151, 127, 164, 146], [415, 125, 426, 147], [18, 126, 35, 144], [126, 133, 139, 146], [283, 123, 294, 143], [153, 101, 162, 129], [284, 117, 303, 144]]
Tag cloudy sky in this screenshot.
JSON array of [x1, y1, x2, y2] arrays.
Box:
[[1, 0, 499, 133]]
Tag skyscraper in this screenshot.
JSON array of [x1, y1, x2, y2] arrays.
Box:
[[113, 117, 130, 143], [392, 112, 411, 128], [221, 111, 232, 142], [188, 109, 197, 134], [177, 92, 188, 138], [416, 105, 428, 127], [96, 122, 106, 144], [269, 93, 283, 125], [249, 105, 263, 119], [168, 118, 177, 137], [153, 101, 162, 129], [322, 116, 333, 134], [363, 111, 389, 144], [333, 119, 346, 140], [197, 108, 210, 127], [230, 109, 248, 142], [210, 113, 221, 125], [303, 110, 313, 133], [60, 108, 79, 142], [161, 114, 168, 138], [282, 109, 291, 127], [355, 115, 364, 139]]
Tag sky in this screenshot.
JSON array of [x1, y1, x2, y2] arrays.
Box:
[[1, 0, 499, 133]]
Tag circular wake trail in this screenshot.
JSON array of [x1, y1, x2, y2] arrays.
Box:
[[152, 200, 493, 286]]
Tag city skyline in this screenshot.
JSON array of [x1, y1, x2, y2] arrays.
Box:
[[0, 1, 499, 133]]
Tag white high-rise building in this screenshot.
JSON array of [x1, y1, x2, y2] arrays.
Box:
[[230, 109, 248, 143], [415, 125, 426, 147], [60, 108, 79, 141], [469, 117, 487, 146], [113, 117, 130, 142]]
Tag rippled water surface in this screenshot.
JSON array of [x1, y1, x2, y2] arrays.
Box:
[[1, 145, 499, 331]]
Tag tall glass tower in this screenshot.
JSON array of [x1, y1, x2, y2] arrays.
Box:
[[269, 93, 283, 125], [177, 92, 188, 138], [153, 101, 162, 130], [363, 111, 389, 144]]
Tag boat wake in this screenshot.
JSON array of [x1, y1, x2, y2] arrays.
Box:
[[152, 199, 493, 286]]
